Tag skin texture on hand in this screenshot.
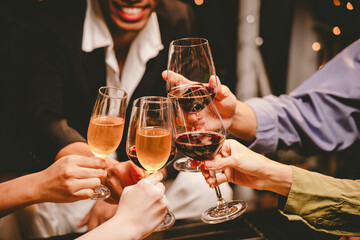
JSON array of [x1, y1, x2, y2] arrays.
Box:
[[105, 160, 147, 204], [0, 155, 107, 217], [76, 172, 167, 240], [201, 139, 293, 197]]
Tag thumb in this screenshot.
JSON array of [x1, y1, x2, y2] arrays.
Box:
[[144, 172, 163, 185], [162, 70, 168, 81]]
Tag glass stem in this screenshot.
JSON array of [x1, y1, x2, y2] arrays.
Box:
[[210, 170, 227, 210]]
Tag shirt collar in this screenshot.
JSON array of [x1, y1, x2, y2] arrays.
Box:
[[82, 0, 113, 52]]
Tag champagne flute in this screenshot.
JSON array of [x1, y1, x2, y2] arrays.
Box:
[[167, 38, 218, 172], [87, 86, 127, 200], [127, 96, 176, 231], [169, 85, 247, 224]]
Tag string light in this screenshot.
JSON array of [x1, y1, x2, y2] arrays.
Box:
[[312, 42, 321, 51], [194, 0, 204, 5], [333, 0, 341, 6], [346, 2, 354, 10], [333, 26, 341, 35]]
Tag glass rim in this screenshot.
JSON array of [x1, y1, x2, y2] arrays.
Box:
[[98, 86, 128, 99], [133, 96, 170, 107], [170, 37, 209, 48]]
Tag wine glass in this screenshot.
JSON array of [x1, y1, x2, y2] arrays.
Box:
[[167, 37, 218, 172], [126, 96, 176, 231], [169, 85, 247, 224], [87, 86, 127, 200]]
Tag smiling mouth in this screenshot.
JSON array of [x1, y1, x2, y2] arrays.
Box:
[[113, 3, 148, 22]]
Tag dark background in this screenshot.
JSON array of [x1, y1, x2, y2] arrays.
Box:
[[182, 0, 360, 96]]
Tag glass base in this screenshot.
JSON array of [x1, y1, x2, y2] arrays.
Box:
[[91, 184, 111, 200], [173, 157, 202, 172], [201, 200, 247, 224], [155, 211, 175, 231]]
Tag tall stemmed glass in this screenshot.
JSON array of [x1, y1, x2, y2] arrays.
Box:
[[170, 85, 247, 224], [126, 96, 176, 231], [167, 38, 218, 172], [87, 86, 127, 200]]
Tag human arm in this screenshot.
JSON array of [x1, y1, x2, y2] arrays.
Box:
[[0, 155, 107, 217], [201, 139, 360, 236], [77, 172, 167, 240]]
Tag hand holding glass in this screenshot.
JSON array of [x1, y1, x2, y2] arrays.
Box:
[[166, 38, 218, 172], [126, 96, 176, 231], [170, 85, 247, 224]]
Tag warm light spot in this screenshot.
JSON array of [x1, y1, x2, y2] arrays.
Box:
[[194, 0, 204, 5], [346, 2, 354, 10], [312, 42, 321, 51], [333, 26, 341, 35], [334, 0, 341, 6]]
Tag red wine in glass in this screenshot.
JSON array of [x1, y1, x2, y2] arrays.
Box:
[[175, 131, 225, 160]]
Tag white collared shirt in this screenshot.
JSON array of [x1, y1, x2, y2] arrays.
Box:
[[82, 0, 164, 101]]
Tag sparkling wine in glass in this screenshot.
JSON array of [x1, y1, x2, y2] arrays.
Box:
[[87, 86, 127, 199], [166, 38, 218, 172], [170, 85, 247, 224], [127, 96, 176, 231]]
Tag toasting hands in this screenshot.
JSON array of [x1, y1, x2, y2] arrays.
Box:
[[201, 139, 293, 197]]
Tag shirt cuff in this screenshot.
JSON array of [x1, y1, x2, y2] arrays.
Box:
[[244, 97, 278, 154]]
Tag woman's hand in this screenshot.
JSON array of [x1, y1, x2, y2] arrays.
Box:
[[201, 139, 293, 196], [37, 155, 107, 203]]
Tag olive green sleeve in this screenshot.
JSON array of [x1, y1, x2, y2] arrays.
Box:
[[280, 166, 360, 236]]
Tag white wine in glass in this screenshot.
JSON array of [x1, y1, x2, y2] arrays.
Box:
[[87, 86, 127, 200], [127, 96, 176, 231]]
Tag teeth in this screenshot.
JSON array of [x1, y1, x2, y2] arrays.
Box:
[[121, 7, 142, 15]]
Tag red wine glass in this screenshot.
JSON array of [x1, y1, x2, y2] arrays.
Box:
[[166, 38, 218, 172], [169, 85, 247, 224]]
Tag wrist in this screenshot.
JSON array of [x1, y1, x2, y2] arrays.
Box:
[[229, 101, 257, 141], [264, 160, 293, 196], [108, 216, 143, 240]]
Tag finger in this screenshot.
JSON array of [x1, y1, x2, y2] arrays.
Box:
[[220, 141, 232, 158], [77, 211, 90, 228], [146, 172, 163, 184], [214, 172, 229, 185], [73, 156, 108, 169], [74, 167, 107, 179], [162, 70, 168, 81], [166, 70, 193, 86], [73, 189, 94, 199], [155, 181, 166, 195], [72, 178, 101, 192], [208, 75, 220, 94]]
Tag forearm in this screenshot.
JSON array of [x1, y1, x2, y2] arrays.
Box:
[[0, 172, 42, 217], [261, 158, 293, 197], [228, 101, 257, 142], [77, 217, 142, 240]]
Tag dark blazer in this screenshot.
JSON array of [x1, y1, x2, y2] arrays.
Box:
[[2, 0, 195, 173]]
